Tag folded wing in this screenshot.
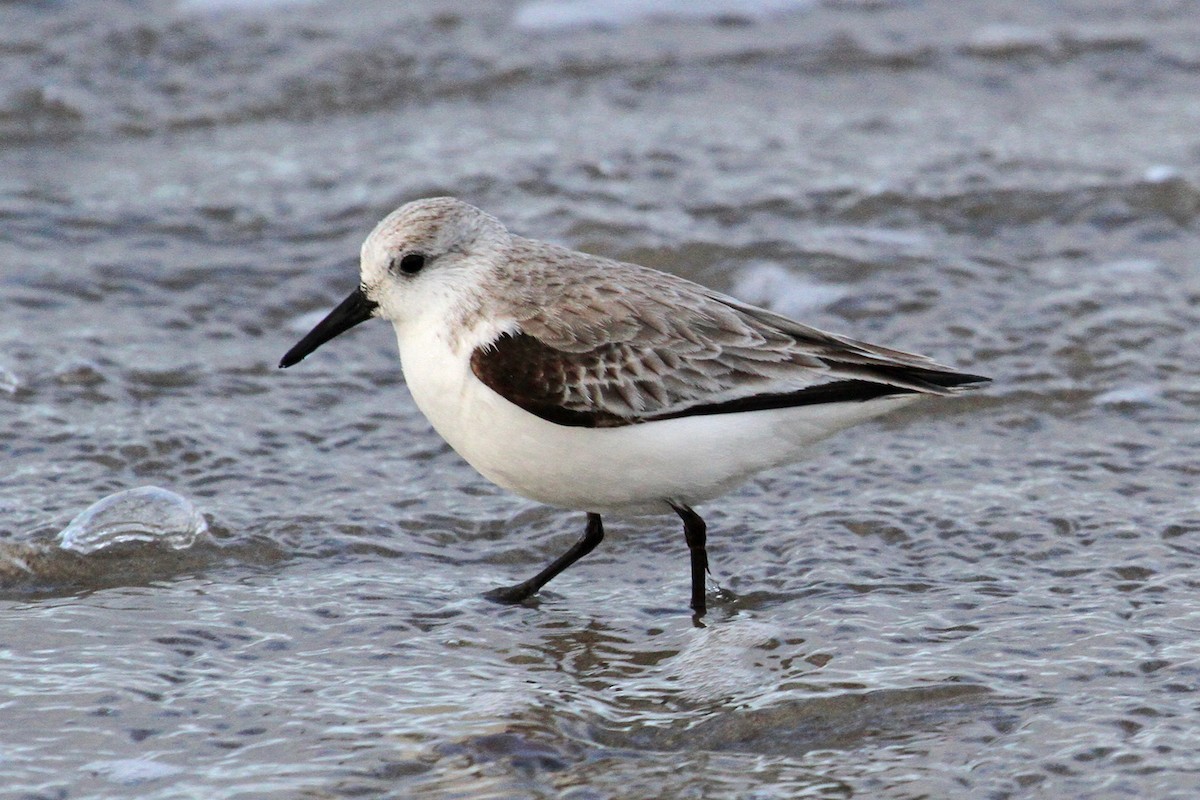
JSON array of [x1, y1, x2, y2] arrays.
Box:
[[471, 242, 988, 428]]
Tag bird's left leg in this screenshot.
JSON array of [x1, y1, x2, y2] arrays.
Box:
[[484, 512, 605, 604]]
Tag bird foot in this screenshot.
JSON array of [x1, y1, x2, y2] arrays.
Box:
[[483, 582, 539, 604]]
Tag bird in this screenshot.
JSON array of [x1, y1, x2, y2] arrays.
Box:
[[279, 197, 988, 616]]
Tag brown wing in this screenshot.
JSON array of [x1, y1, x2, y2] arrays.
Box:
[[470, 239, 988, 428]]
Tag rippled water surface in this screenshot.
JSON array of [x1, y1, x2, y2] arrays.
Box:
[[4, 0, 1200, 797]]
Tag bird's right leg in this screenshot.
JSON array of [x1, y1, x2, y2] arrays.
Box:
[[671, 503, 709, 617]]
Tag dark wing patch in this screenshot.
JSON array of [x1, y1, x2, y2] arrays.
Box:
[[469, 332, 631, 427]]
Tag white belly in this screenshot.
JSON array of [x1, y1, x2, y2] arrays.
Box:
[[396, 324, 918, 515]]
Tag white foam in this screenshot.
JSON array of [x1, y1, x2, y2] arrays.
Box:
[[0, 364, 20, 394], [1144, 164, 1181, 183], [514, 0, 814, 31], [1093, 385, 1162, 407], [730, 262, 849, 319], [177, 0, 319, 15], [962, 24, 1057, 56], [288, 308, 334, 334], [1094, 258, 1160, 276], [83, 758, 185, 786]]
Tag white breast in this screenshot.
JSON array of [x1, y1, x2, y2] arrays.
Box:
[[393, 318, 919, 516]]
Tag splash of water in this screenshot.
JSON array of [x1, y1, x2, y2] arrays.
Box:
[[57, 486, 210, 555]]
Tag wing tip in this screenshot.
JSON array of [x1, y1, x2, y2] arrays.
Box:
[[916, 369, 991, 394]]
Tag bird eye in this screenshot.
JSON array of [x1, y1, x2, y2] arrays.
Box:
[[395, 253, 426, 275]]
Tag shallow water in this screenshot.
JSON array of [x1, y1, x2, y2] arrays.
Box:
[[3, 0, 1200, 797]]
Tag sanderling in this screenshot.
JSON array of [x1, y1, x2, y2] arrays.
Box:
[[280, 197, 988, 616]]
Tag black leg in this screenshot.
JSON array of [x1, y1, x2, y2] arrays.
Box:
[[671, 503, 709, 616], [484, 513, 605, 604]]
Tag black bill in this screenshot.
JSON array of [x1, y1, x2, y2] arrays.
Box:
[[279, 287, 378, 368]]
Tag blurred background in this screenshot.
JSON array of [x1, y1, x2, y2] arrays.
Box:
[[3, 1, 1200, 798]]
